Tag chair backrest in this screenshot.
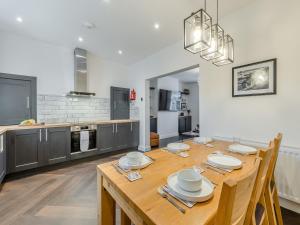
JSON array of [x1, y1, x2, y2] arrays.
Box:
[[268, 133, 283, 182], [215, 158, 261, 225], [244, 143, 274, 225]]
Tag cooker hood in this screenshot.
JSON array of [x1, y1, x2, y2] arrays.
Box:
[[68, 48, 95, 97]]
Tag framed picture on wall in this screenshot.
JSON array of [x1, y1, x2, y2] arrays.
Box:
[[232, 58, 277, 97], [181, 102, 187, 111]]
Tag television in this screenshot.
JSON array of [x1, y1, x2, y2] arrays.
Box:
[[159, 89, 181, 111]]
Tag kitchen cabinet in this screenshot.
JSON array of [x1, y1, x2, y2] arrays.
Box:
[[44, 127, 71, 165], [97, 122, 139, 153], [7, 127, 71, 173], [97, 124, 114, 153], [178, 116, 192, 134], [7, 129, 43, 173], [0, 133, 6, 184]]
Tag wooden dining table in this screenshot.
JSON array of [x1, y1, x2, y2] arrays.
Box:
[[97, 140, 257, 225]]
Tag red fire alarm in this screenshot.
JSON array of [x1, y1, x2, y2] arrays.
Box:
[[130, 88, 136, 101]]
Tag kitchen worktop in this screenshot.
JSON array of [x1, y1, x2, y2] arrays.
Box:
[[0, 119, 139, 135]]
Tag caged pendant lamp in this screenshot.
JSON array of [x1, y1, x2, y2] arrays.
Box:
[[212, 34, 234, 66], [200, 0, 225, 61], [184, 0, 212, 54]]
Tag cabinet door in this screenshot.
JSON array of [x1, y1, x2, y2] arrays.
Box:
[[7, 129, 43, 173], [115, 123, 131, 150], [129, 122, 139, 148], [45, 127, 70, 165], [186, 116, 192, 132], [178, 117, 186, 134], [97, 124, 114, 153], [0, 133, 6, 184]]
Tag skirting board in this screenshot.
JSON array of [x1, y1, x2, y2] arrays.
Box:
[[280, 198, 300, 214]]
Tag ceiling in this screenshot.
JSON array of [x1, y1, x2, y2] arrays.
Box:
[[0, 0, 253, 65], [170, 68, 199, 83]]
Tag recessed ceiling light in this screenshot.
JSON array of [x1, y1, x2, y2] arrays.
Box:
[[82, 21, 96, 29], [118, 50, 123, 55], [16, 17, 23, 23], [154, 23, 160, 29], [78, 37, 84, 42]]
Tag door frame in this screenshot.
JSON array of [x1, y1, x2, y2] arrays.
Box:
[[0, 73, 37, 123]]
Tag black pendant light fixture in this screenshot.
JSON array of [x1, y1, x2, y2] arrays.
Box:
[[184, 0, 212, 54], [200, 0, 225, 61], [184, 0, 234, 66]]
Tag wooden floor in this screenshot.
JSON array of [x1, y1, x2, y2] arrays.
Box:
[[0, 151, 299, 225]]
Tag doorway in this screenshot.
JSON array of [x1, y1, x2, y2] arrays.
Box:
[[147, 65, 200, 149]]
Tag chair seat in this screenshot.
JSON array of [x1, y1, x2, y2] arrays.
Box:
[[150, 132, 159, 139], [255, 202, 265, 225]]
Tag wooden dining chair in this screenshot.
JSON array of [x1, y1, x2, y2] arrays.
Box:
[[214, 158, 261, 225], [244, 143, 274, 225], [264, 133, 284, 225]]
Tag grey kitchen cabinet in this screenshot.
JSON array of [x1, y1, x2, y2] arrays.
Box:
[[0, 73, 37, 125], [178, 116, 192, 134], [97, 123, 114, 153], [0, 133, 6, 184], [44, 127, 71, 165], [114, 123, 131, 150], [7, 126, 71, 174], [7, 129, 43, 173]]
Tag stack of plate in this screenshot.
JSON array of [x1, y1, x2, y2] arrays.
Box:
[[228, 144, 257, 155], [118, 152, 152, 170], [193, 137, 213, 144], [166, 143, 190, 153], [207, 154, 242, 170], [166, 169, 214, 203]]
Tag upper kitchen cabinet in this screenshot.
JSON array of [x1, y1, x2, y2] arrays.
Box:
[[7, 129, 43, 173], [44, 127, 71, 165], [110, 87, 130, 120], [0, 73, 37, 125]]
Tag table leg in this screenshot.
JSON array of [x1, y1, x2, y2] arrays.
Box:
[[121, 209, 131, 225], [98, 170, 116, 225]]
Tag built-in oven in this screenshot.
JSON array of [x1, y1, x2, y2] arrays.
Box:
[[71, 124, 97, 153]]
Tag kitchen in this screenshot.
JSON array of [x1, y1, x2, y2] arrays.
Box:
[[1, 0, 300, 225]]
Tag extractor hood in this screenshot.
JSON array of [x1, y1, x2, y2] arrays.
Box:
[[68, 48, 95, 97]]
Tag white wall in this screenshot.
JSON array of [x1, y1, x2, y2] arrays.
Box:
[[0, 31, 73, 95], [0, 31, 131, 99], [128, 0, 300, 152], [157, 76, 180, 139]]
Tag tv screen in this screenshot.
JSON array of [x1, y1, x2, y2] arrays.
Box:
[[159, 89, 181, 111]]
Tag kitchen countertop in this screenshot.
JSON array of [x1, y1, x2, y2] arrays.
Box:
[[0, 119, 139, 135]]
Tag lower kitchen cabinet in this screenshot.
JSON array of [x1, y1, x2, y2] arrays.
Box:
[[97, 122, 139, 153], [44, 127, 71, 165], [7, 129, 43, 173], [0, 133, 6, 184], [7, 127, 71, 174], [115, 123, 131, 150], [97, 123, 114, 153]]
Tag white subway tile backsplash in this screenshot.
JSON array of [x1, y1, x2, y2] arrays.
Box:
[[37, 94, 139, 123]]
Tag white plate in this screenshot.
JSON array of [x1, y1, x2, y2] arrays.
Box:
[[228, 144, 257, 155], [167, 172, 214, 202], [207, 154, 242, 170], [118, 156, 152, 170], [166, 143, 190, 153], [193, 137, 213, 144]]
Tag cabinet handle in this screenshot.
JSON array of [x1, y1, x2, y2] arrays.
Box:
[[112, 124, 114, 133], [131, 123, 133, 132], [45, 129, 48, 142], [116, 124, 118, 133], [26, 96, 30, 109], [39, 129, 42, 142]]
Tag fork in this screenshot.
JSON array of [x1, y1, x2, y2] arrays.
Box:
[[157, 187, 186, 214]]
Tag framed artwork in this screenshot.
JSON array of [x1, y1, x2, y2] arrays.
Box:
[[232, 58, 277, 97], [181, 102, 187, 110]]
